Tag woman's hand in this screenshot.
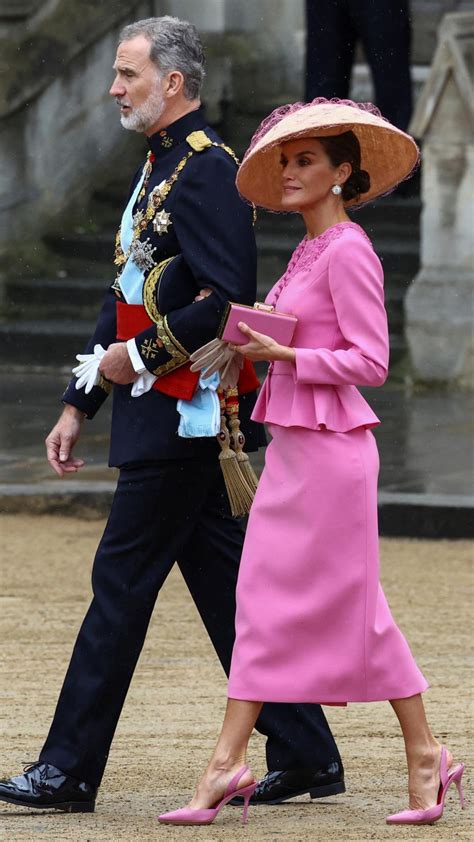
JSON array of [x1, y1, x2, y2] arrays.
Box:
[[231, 322, 295, 363]]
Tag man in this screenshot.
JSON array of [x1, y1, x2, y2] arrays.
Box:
[[0, 16, 344, 813], [305, 0, 413, 131]]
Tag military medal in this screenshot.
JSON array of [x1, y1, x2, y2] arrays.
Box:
[[148, 181, 168, 208], [137, 151, 155, 202], [130, 237, 156, 271], [114, 132, 239, 286], [132, 209, 145, 229], [153, 210, 172, 235]]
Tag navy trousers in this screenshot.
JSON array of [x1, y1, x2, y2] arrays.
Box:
[[40, 459, 342, 787], [305, 0, 413, 130]]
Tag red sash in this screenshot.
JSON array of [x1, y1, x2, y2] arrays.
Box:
[[116, 302, 260, 400]]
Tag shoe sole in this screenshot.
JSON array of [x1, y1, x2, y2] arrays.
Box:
[[0, 794, 95, 813], [230, 779, 346, 806]]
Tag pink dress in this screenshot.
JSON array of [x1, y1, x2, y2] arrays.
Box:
[[228, 222, 428, 703]]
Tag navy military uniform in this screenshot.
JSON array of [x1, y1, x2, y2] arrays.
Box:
[[39, 108, 343, 789]]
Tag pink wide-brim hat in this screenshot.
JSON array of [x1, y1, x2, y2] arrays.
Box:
[[236, 98, 420, 210]]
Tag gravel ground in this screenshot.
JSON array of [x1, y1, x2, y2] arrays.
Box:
[[0, 514, 472, 842]]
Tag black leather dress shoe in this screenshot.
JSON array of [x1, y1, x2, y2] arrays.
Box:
[[0, 762, 96, 812], [230, 761, 345, 805]]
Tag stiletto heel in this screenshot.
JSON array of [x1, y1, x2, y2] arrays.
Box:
[[158, 765, 257, 826], [386, 747, 466, 825], [453, 768, 466, 808], [241, 787, 255, 824]]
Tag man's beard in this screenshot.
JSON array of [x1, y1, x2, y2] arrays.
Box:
[[119, 85, 165, 132]]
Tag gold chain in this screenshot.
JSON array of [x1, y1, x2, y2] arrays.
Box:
[[114, 150, 194, 270], [113, 137, 245, 275]]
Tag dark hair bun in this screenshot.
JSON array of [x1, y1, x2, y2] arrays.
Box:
[[342, 168, 371, 201]]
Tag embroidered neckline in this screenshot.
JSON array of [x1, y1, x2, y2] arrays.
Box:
[[306, 221, 364, 242], [269, 222, 371, 306]]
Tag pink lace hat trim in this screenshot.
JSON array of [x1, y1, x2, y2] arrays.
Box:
[[243, 97, 387, 162]]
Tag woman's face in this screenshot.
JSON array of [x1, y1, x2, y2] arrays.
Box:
[[279, 138, 345, 211]]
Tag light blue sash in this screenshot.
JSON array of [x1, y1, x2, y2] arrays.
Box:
[[118, 160, 219, 438], [119, 163, 148, 304], [177, 373, 221, 437]]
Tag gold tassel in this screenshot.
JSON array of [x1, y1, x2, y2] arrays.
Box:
[[228, 414, 259, 495], [215, 386, 259, 516], [217, 415, 255, 517]]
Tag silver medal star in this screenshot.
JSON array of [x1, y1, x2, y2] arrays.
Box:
[[131, 238, 156, 271], [153, 210, 172, 235]]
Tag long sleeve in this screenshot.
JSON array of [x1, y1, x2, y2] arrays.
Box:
[[61, 289, 118, 418], [294, 238, 389, 387], [133, 150, 257, 376]]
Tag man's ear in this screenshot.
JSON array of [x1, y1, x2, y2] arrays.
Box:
[[164, 70, 184, 97]]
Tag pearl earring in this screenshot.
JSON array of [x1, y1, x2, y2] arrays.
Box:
[[331, 184, 342, 195]]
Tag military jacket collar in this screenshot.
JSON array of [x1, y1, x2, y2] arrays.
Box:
[[147, 106, 207, 158]]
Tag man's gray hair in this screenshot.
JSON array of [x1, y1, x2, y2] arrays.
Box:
[[119, 16, 205, 100]]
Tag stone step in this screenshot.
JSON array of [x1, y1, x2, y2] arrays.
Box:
[[3, 276, 108, 319], [89, 191, 128, 229], [43, 232, 115, 264], [0, 319, 96, 367], [0, 1, 40, 22]]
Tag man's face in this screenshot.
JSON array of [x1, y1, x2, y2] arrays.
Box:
[[109, 35, 166, 133]]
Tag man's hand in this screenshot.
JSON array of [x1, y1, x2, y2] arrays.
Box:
[[194, 288, 213, 302], [231, 321, 296, 363], [45, 404, 86, 478], [98, 342, 137, 384]]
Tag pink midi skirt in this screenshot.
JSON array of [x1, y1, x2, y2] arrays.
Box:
[[228, 425, 428, 704]]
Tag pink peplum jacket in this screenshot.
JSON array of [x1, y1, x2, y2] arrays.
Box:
[[252, 222, 389, 432]]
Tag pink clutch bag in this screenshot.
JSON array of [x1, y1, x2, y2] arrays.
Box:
[[219, 302, 297, 346]]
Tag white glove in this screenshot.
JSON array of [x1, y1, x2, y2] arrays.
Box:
[[190, 338, 243, 388], [72, 344, 106, 394], [73, 343, 157, 397]]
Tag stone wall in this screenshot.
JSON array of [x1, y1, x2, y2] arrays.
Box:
[[0, 0, 150, 260], [1, 0, 473, 260], [406, 11, 474, 387]]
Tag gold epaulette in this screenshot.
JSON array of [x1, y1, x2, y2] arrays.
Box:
[[186, 130, 240, 168], [186, 130, 213, 152]]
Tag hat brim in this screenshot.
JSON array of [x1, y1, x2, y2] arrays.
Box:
[[236, 104, 419, 210]]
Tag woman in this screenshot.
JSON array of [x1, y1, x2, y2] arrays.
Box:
[[158, 99, 465, 827]]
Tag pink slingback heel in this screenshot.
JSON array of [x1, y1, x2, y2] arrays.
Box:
[[158, 765, 257, 826], [386, 746, 466, 825]]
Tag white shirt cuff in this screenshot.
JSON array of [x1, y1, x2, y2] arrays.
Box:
[[126, 338, 147, 374]]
